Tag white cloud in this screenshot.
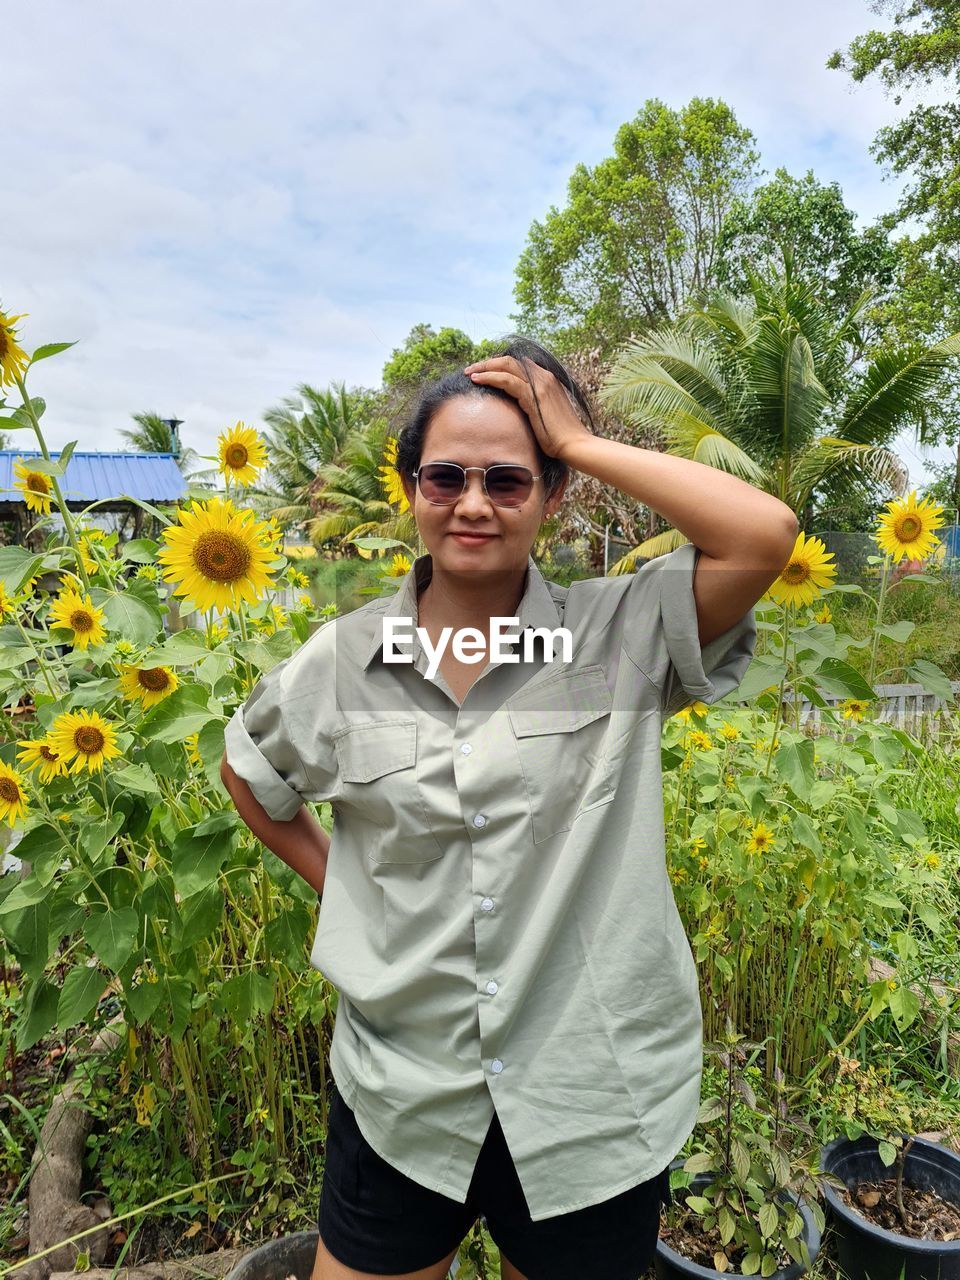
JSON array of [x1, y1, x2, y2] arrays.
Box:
[[3, 0, 948, 495]]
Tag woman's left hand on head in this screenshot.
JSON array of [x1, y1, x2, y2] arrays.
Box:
[[462, 356, 593, 462]]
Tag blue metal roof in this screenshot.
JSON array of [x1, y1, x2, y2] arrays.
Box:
[[0, 450, 189, 505]]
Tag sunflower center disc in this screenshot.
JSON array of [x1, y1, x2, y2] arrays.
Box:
[[139, 668, 170, 691], [0, 778, 20, 802], [192, 531, 252, 583], [227, 445, 249, 467], [75, 726, 105, 753], [69, 610, 93, 632], [784, 561, 809, 583], [899, 517, 921, 539], [40, 745, 58, 761]]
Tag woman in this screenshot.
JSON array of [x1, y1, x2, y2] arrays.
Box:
[[221, 337, 798, 1280]]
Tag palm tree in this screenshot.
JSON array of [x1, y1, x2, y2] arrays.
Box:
[[307, 415, 418, 556], [255, 381, 376, 532], [118, 412, 207, 480], [598, 260, 960, 571]]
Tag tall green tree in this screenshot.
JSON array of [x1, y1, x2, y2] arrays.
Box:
[[382, 324, 483, 388], [715, 168, 898, 343], [597, 260, 960, 569], [510, 98, 761, 358], [829, 0, 960, 512], [828, 0, 960, 262]]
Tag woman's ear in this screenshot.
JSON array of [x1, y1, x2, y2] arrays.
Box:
[[542, 473, 568, 520]]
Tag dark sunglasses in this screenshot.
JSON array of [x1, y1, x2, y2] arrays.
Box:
[[412, 462, 542, 508]]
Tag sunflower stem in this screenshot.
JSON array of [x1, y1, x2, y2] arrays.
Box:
[[762, 603, 791, 778], [13, 373, 94, 597], [236, 608, 255, 694], [11, 611, 60, 699], [866, 554, 892, 690]]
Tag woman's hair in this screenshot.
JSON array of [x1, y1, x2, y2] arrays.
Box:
[[393, 334, 597, 503]]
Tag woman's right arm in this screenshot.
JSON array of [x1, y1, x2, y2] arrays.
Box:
[[220, 756, 330, 897]]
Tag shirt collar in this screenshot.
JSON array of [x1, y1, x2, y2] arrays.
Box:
[[363, 551, 562, 671]]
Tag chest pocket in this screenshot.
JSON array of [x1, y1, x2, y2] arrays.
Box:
[[507, 664, 616, 845], [333, 718, 444, 863]]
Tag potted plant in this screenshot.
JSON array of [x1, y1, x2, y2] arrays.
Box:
[[819, 1126, 960, 1279], [656, 1018, 824, 1279]]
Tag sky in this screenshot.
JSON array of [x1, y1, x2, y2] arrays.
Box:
[[3, 0, 957, 503]]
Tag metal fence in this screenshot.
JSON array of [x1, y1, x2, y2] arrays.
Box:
[[817, 524, 960, 589]]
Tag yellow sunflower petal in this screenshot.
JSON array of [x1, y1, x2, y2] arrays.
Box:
[[0, 306, 31, 389], [155, 495, 279, 612], [765, 530, 837, 608], [0, 759, 30, 826], [13, 458, 54, 516], [218, 422, 268, 487], [48, 709, 122, 774], [875, 491, 945, 563]]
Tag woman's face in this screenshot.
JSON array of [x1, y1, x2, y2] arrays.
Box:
[[400, 393, 567, 578]]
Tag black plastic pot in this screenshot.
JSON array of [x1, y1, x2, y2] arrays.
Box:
[[222, 1227, 463, 1280], [819, 1133, 960, 1280], [655, 1160, 822, 1280]]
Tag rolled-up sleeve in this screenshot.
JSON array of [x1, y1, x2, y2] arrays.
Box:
[[224, 655, 317, 822], [622, 541, 758, 719]]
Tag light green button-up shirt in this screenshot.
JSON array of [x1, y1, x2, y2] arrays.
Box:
[[224, 541, 757, 1222]]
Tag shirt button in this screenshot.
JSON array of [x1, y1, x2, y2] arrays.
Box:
[[460, 743, 472, 755], [491, 1058, 504, 1074], [481, 897, 494, 911], [472, 814, 487, 828]]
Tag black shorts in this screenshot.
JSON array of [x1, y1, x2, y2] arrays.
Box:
[[318, 1080, 673, 1280]]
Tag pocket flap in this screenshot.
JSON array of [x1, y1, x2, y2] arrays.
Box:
[[508, 665, 612, 737], [334, 719, 417, 783]]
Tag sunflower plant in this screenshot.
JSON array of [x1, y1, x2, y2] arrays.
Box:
[[661, 500, 959, 1086], [0, 306, 338, 1232]]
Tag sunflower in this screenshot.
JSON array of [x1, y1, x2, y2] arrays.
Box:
[[16, 737, 69, 783], [156, 495, 278, 612], [114, 637, 136, 657], [218, 422, 268, 487], [875, 491, 945, 563], [13, 458, 54, 516], [379, 436, 410, 513], [207, 619, 229, 646], [746, 822, 775, 855], [0, 581, 11, 620], [719, 723, 739, 740], [48, 709, 122, 774], [765, 531, 837, 608], [840, 698, 869, 722], [674, 700, 709, 722], [285, 567, 310, 589], [118, 662, 180, 708], [387, 552, 412, 577], [0, 305, 30, 388], [683, 729, 712, 751], [48, 587, 108, 649], [0, 760, 28, 826], [813, 603, 832, 624], [183, 732, 203, 767]]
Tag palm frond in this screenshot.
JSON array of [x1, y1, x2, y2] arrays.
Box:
[[839, 333, 960, 444], [787, 437, 910, 512], [607, 527, 690, 576]]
